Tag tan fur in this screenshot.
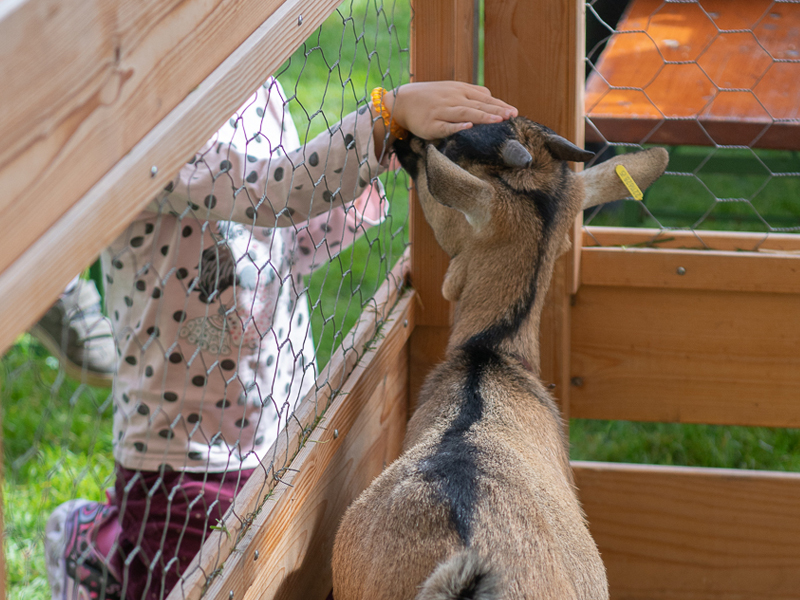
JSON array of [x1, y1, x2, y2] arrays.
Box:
[[333, 119, 668, 600]]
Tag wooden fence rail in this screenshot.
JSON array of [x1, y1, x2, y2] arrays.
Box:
[[0, 0, 341, 354]]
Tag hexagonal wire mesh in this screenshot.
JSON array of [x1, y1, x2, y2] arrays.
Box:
[[0, 1, 411, 598], [584, 0, 800, 243], [571, 0, 800, 469]]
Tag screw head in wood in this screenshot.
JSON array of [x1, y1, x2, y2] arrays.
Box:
[[333, 429, 339, 439], [676, 266, 686, 275], [150, 166, 158, 177], [229, 592, 234, 600], [298, 15, 303, 25], [403, 319, 408, 327], [254, 550, 259, 560]]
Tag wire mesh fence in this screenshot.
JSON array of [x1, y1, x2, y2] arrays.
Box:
[[1, 1, 411, 598], [573, 0, 800, 469], [584, 0, 800, 242]]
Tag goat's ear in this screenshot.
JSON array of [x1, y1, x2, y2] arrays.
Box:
[[579, 147, 669, 210], [545, 133, 595, 163], [425, 144, 493, 229]]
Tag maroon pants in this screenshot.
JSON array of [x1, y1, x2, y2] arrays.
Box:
[[87, 465, 255, 600]]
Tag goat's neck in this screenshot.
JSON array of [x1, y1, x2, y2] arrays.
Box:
[[446, 237, 561, 377]]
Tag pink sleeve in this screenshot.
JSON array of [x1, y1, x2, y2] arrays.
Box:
[[156, 101, 386, 230], [291, 179, 388, 274]]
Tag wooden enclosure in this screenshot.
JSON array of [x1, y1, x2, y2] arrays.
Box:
[[2, 0, 799, 599]]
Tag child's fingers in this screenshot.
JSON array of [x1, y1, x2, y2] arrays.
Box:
[[439, 106, 505, 125], [477, 99, 518, 119], [437, 121, 473, 137], [463, 89, 518, 115], [443, 98, 518, 121]]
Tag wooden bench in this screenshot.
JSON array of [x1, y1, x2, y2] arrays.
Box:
[[585, 0, 800, 150]]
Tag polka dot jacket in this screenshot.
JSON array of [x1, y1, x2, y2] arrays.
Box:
[[104, 79, 387, 472]]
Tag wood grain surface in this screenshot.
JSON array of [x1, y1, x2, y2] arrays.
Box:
[[485, 0, 584, 414], [585, 0, 800, 149], [570, 285, 800, 428], [574, 461, 800, 600], [0, 0, 342, 354], [0, 0, 287, 275], [407, 0, 474, 411], [583, 226, 800, 253], [581, 246, 800, 294]]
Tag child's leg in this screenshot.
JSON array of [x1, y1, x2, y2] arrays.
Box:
[[45, 491, 124, 600], [114, 466, 256, 600]]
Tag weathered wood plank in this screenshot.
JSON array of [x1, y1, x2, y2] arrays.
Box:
[[0, 0, 292, 274], [166, 255, 410, 600], [485, 0, 584, 414], [574, 461, 800, 600], [0, 0, 342, 355], [484, 0, 585, 144], [408, 0, 474, 412], [570, 285, 800, 428], [583, 226, 800, 253], [584, 0, 800, 150], [199, 290, 413, 600], [582, 247, 800, 294]]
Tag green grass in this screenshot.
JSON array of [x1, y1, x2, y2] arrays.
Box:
[[2, 335, 116, 599], [276, 0, 411, 142], [303, 169, 410, 370], [570, 420, 800, 471], [275, 0, 412, 370], [586, 145, 800, 232]]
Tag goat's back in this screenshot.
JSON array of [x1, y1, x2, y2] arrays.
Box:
[[332, 353, 607, 600]]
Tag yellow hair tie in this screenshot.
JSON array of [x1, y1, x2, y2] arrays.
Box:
[[371, 87, 407, 140]]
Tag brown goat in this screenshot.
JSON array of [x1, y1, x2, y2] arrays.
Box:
[[332, 118, 668, 600]]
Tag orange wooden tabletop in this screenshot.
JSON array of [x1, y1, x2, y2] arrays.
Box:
[[585, 0, 800, 149]]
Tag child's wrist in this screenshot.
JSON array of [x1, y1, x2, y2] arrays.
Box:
[[371, 87, 407, 140]]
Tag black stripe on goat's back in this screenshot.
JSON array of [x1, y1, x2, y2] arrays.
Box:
[[465, 176, 568, 351], [418, 345, 501, 544], [527, 161, 570, 233]]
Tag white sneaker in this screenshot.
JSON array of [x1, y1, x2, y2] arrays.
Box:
[[30, 280, 116, 388]]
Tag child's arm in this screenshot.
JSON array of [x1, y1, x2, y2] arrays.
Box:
[[156, 81, 517, 229]]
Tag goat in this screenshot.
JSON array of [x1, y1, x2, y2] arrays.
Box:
[[332, 117, 668, 600]]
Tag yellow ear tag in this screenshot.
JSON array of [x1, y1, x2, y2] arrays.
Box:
[[615, 165, 644, 201]]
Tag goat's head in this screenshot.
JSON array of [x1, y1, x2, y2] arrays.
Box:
[[394, 117, 668, 352]]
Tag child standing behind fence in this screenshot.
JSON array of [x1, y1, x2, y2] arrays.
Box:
[[43, 79, 517, 600]]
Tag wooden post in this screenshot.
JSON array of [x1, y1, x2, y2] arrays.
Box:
[[484, 0, 585, 419], [407, 0, 475, 414]]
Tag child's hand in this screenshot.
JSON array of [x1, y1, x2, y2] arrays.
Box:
[[389, 81, 518, 139]]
